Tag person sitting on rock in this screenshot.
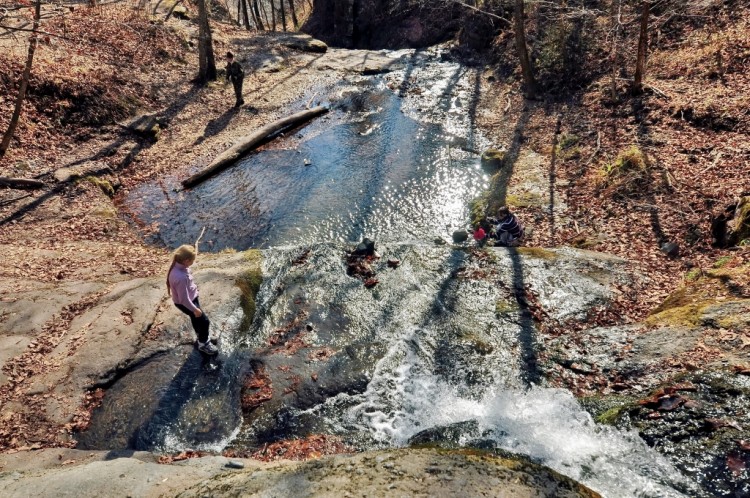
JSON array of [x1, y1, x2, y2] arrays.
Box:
[[491, 206, 524, 247]]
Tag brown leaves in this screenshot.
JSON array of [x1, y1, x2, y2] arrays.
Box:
[[158, 450, 205, 464], [249, 435, 351, 462], [240, 364, 272, 412], [637, 383, 699, 412]]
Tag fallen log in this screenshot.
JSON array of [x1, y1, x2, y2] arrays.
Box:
[[182, 106, 329, 188], [0, 176, 44, 190]]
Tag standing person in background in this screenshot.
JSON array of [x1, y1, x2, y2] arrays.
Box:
[[167, 244, 218, 355], [491, 206, 525, 247], [225, 51, 245, 108]]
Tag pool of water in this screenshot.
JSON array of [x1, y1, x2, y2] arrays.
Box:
[[125, 56, 488, 250]]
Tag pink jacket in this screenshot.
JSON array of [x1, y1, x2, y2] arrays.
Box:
[[169, 263, 199, 312]]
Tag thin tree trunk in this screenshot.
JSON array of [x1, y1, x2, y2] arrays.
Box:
[[253, 0, 265, 30], [196, 0, 217, 83], [0, 0, 41, 159], [633, 0, 650, 92], [610, 0, 621, 101], [280, 0, 287, 31], [237, 0, 242, 25], [288, 0, 299, 28], [259, 0, 271, 30], [513, 0, 537, 98], [241, 0, 252, 29], [270, 0, 277, 31]]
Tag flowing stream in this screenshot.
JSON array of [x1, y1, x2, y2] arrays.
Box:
[[85, 50, 701, 497]]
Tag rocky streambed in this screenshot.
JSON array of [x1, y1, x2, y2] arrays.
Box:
[[2, 34, 749, 498]]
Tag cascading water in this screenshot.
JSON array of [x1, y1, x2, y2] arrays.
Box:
[[243, 243, 697, 498], [96, 48, 702, 496]]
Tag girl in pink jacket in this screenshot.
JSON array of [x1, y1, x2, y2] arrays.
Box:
[[166, 245, 218, 355]]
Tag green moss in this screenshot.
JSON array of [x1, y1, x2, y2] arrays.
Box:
[[556, 134, 581, 160], [236, 250, 263, 331], [604, 145, 647, 178], [495, 299, 519, 315], [558, 133, 579, 150], [685, 268, 702, 281], [516, 247, 558, 260], [469, 193, 489, 228], [596, 406, 628, 425], [85, 176, 115, 197], [647, 301, 708, 327], [506, 192, 545, 209], [713, 256, 732, 268]]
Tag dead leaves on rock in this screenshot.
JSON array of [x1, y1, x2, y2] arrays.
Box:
[[240, 364, 273, 412], [248, 435, 351, 462], [158, 450, 206, 464]]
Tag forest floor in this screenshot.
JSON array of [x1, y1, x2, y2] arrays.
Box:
[[0, 0, 749, 480]]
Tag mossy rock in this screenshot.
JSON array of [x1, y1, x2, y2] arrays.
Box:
[[647, 262, 750, 327], [236, 250, 263, 331], [481, 149, 506, 171], [85, 176, 115, 198], [516, 247, 558, 260], [281, 35, 328, 53], [126, 114, 161, 140], [495, 299, 519, 315], [506, 192, 545, 209], [729, 196, 750, 246], [172, 4, 189, 19]]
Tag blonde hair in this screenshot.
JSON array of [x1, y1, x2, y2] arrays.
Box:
[[166, 244, 196, 296]]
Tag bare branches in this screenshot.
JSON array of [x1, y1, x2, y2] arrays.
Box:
[[451, 0, 510, 24]]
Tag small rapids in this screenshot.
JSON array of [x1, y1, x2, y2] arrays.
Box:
[[94, 49, 702, 497], [239, 244, 697, 498]]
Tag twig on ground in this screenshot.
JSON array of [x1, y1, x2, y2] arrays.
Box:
[[194, 226, 206, 254], [0, 193, 32, 207], [586, 131, 601, 165], [703, 151, 722, 174], [645, 83, 669, 99]]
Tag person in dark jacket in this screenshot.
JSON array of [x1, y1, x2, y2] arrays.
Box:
[[491, 206, 524, 246], [225, 52, 245, 108]]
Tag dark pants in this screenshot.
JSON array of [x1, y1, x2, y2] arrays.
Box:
[[175, 297, 210, 343], [232, 77, 244, 106]]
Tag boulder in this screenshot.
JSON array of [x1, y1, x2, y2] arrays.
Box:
[[452, 230, 469, 243], [729, 196, 750, 246], [125, 114, 161, 140], [353, 237, 376, 256], [280, 34, 328, 53], [659, 241, 680, 258], [481, 149, 506, 171], [172, 4, 189, 20]]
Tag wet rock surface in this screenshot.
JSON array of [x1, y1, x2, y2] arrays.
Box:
[[0, 448, 600, 498], [585, 371, 750, 497]]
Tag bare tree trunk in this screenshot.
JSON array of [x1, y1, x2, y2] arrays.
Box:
[[0, 0, 41, 159], [252, 0, 264, 30], [610, 0, 621, 101], [633, 0, 650, 92], [270, 0, 277, 31], [513, 0, 537, 98], [280, 0, 287, 31], [241, 0, 252, 29], [288, 0, 299, 28], [259, 0, 272, 30], [196, 0, 217, 83]]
